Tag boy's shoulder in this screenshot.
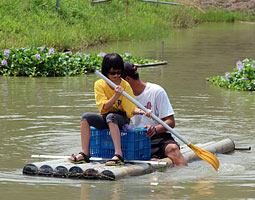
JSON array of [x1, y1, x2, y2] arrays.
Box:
[[146, 82, 165, 93], [120, 78, 130, 87], [95, 79, 106, 86]]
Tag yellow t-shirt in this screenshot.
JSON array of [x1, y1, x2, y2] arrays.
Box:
[[94, 78, 136, 118]]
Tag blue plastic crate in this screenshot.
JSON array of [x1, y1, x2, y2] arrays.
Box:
[[89, 127, 151, 160]]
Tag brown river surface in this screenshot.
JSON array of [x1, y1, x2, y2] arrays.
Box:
[[0, 23, 255, 199]]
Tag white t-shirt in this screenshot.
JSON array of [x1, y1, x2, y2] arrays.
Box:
[[131, 82, 174, 127]]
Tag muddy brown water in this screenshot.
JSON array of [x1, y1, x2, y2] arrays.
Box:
[[0, 23, 255, 199]]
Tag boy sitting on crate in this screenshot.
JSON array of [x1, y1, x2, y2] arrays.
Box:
[[69, 53, 149, 166], [123, 62, 187, 167]]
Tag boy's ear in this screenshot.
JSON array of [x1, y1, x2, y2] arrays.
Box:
[[125, 76, 131, 82]]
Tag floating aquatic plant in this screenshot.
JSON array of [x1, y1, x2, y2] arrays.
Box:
[[207, 59, 255, 91], [0, 47, 161, 77]]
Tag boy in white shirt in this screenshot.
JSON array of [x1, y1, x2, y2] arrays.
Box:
[[123, 62, 187, 166]]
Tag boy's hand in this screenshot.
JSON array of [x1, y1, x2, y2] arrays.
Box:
[[144, 125, 157, 138], [114, 86, 123, 97]]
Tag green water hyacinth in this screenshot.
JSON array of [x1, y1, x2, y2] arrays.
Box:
[[208, 59, 255, 91], [0, 47, 161, 77]]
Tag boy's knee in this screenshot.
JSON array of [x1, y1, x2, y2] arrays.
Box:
[[81, 119, 88, 125], [106, 113, 117, 124], [165, 143, 187, 166], [81, 112, 90, 121], [165, 143, 180, 155]]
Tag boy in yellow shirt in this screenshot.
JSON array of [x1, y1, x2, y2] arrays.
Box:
[[69, 53, 146, 166]]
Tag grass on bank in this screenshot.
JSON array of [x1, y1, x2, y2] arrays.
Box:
[[1, 0, 255, 51]]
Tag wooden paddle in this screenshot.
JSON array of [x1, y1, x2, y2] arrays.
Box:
[[95, 70, 220, 171]]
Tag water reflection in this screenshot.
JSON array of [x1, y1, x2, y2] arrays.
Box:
[[190, 178, 216, 198], [77, 170, 219, 199]]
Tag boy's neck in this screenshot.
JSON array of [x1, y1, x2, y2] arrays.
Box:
[[133, 80, 146, 96]]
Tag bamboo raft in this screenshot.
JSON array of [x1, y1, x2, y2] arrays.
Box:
[[23, 138, 235, 180]]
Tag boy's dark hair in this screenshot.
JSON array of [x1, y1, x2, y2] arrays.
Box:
[[123, 62, 139, 80], [101, 53, 124, 77]]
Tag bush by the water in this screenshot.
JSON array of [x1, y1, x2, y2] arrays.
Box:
[[0, 47, 161, 77], [208, 59, 255, 91]]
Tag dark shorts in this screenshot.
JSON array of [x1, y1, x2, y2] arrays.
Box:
[[151, 132, 180, 159], [81, 112, 130, 130]]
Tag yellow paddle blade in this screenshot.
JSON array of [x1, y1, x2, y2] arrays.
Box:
[[188, 143, 220, 171]]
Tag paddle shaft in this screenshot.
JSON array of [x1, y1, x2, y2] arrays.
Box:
[[95, 70, 190, 145]]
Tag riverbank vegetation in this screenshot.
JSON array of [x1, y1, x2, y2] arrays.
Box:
[[0, 47, 161, 77], [1, 1, 255, 80], [1, 0, 255, 51], [207, 59, 255, 91]]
